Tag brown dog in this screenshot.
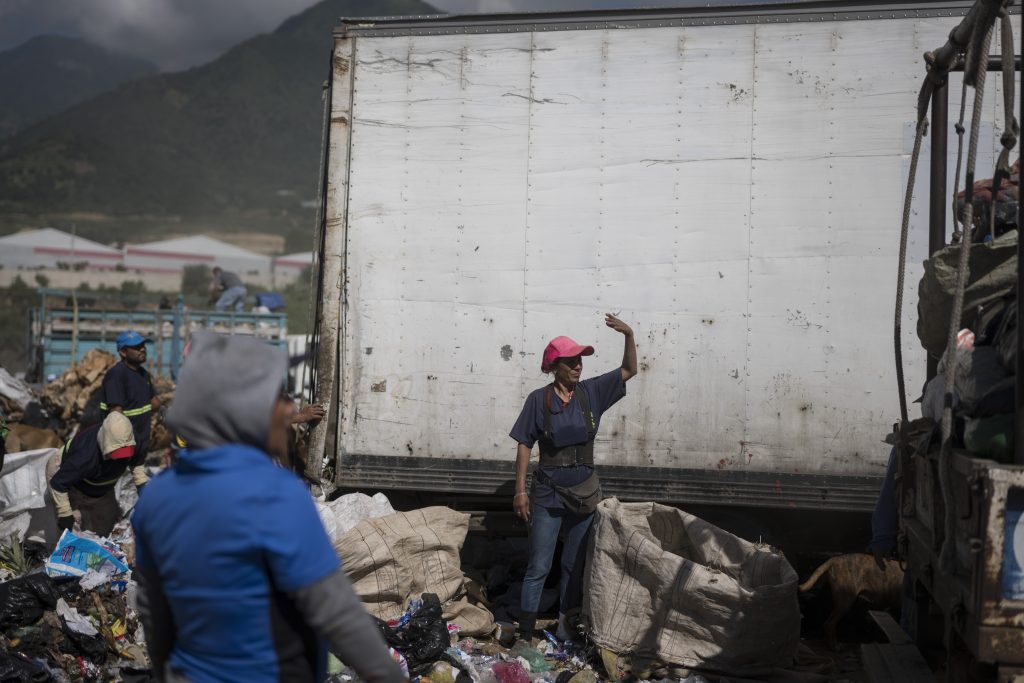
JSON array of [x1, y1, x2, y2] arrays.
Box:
[[5, 423, 63, 452], [799, 553, 903, 649]]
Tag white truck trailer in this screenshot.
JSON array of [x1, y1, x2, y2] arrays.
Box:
[[310, 0, 1009, 513]]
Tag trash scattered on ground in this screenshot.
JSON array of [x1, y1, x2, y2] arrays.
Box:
[[0, 526, 147, 681], [378, 594, 453, 675]]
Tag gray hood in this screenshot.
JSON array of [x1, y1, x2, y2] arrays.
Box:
[[166, 331, 287, 450]]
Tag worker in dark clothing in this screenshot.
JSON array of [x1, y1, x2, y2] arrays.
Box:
[[48, 411, 143, 536], [211, 266, 247, 312], [101, 330, 158, 477], [132, 332, 406, 683]]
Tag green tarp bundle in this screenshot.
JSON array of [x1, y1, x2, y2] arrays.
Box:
[[918, 230, 1018, 358]]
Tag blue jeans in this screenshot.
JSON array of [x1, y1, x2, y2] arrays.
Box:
[[215, 286, 247, 312], [521, 503, 594, 615]]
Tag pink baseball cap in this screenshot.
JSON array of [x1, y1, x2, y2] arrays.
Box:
[[541, 336, 594, 373]]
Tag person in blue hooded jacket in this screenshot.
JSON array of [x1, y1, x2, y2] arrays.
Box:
[[131, 331, 406, 683]]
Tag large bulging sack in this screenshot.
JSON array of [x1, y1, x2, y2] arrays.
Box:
[[335, 506, 494, 637], [917, 230, 1017, 358], [583, 498, 800, 677]]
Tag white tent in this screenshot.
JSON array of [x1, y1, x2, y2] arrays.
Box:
[[273, 251, 314, 281], [0, 228, 122, 270], [124, 236, 271, 277]]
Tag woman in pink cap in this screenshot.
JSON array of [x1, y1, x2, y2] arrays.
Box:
[[508, 313, 636, 643]]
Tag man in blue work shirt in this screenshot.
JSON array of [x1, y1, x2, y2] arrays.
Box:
[[132, 332, 406, 683], [101, 331, 159, 473]]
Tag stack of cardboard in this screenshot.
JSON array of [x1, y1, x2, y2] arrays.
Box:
[[40, 349, 117, 424]]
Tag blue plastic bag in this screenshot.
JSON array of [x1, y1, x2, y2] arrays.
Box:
[[45, 529, 129, 579]]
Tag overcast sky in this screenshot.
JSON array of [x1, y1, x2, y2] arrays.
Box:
[[0, 0, 772, 70]]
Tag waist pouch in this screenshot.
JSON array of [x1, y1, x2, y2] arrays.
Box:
[[535, 468, 602, 514]]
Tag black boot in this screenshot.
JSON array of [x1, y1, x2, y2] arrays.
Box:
[[516, 612, 538, 645]]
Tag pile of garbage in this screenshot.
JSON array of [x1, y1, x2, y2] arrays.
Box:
[[0, 369, 34, 425], [327, 592, 612, 683], [0, 526, 148, 682]]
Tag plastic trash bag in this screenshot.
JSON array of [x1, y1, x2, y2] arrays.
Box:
[[45, 529, 128, 579], [0, 650, 49, 682], [61, 622, 108, 662], [376, 593, 451, 675], [0, 572, 63, 629], [118, 667, 157, 683], [55, 597, 98, 636]]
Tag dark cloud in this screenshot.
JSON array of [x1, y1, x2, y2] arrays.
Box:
[[0, 0, 795, 70], [0, 0, 322, 70]]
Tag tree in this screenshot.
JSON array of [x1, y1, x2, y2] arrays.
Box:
[[282, 266, 314, 335], [0, 276, 38, 372], [181, 265, 212, 306], [284, 226, 315, 254]]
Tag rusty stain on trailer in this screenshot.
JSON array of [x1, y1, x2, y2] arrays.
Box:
[[371, 380, 387, 392]]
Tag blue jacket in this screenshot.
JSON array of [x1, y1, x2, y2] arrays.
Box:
[[132, 444, 340, 682]]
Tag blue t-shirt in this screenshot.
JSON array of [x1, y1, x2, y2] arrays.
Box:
[[509, 368, 626, 509], [131, 444, 340, 683], [101, 362, 154, 450]]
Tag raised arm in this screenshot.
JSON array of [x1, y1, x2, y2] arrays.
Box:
[[605, 314, 636, 382]]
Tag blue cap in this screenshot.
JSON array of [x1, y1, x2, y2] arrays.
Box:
[[116, 330, 152, 350]]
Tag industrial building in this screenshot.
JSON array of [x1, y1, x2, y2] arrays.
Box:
[[0, 228, 122, 271]]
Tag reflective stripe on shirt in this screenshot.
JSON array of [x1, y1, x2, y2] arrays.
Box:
[[83, 476, 123, 487], [100, 402, 152, 417]]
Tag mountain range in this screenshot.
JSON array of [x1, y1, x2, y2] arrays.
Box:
[[0, 0, 437, 245], [0, 35, 157, 140]]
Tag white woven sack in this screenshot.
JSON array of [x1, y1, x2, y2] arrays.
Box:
[[583, 498, 799, 677]]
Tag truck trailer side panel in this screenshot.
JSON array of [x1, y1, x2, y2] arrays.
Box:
[[315, 3, 1009, 510]]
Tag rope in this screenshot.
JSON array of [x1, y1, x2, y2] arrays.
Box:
[[895, 116, 929, 426], [952, 82, 969, 241], [988, 10, 1020, 239], [938, 18, 995, 575]]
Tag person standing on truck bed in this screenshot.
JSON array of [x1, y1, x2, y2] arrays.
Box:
[[101, 330, 158, 481], [211, 266, 248, 312], [509, 314, 637, 644], [132, 331, 406, 683]]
